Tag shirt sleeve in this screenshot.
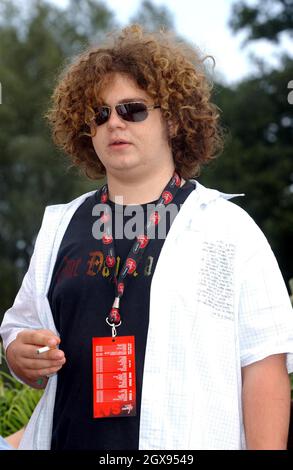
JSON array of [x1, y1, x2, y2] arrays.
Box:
[[238, 220, 293, 372]]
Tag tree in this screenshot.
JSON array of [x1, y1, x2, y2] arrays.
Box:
[[229, 0, 293, 43]]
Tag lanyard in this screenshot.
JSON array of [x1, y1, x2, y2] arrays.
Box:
[[97, 172, 182, 337]]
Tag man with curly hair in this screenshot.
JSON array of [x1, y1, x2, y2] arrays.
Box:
[[1, 25, 293, 450]]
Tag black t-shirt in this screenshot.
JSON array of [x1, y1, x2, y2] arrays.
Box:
[[48, 181, 195, 450]]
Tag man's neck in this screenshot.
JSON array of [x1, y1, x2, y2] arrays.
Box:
[[106, 169, 181, 205]]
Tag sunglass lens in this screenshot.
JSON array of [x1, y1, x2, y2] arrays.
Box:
[[95, 107, 110, 126], [117, 103, 148, 122]]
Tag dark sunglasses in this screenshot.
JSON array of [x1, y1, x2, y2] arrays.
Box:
[[93, 101, 161, 126]]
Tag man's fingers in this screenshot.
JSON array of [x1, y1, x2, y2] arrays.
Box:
[[40, 365, 63, 377], [24, 364, 64, 381], [18, 329, 60, 348], [22, 356, 66, 371], [21, 344, 65, 361]]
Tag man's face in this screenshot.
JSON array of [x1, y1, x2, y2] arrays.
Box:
[[91, 73, 174, 181]]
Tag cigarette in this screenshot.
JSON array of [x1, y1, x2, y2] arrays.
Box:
[[37, 346, 51, 354]]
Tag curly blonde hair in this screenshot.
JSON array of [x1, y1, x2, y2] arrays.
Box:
[[46, 24, 223, 179]]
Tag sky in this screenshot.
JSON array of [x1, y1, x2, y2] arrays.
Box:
[[50, 0, 292, 85]]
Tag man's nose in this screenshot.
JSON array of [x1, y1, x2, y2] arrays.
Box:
[[107, 107, 127, 129]]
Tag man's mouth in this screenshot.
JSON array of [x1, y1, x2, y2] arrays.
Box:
[[109, 140, 131, 148]]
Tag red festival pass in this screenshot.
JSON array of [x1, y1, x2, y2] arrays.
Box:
[[92, 336, 136, 418]]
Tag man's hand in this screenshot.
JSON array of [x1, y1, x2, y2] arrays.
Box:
[[6, 329, 66, 389]]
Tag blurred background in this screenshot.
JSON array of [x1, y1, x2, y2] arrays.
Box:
[[0, 0, 292, 325]]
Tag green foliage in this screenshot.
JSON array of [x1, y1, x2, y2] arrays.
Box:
[[0, 369, 43, 437], [229, 0, 293, 43], [130, 0, 174, 31]]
